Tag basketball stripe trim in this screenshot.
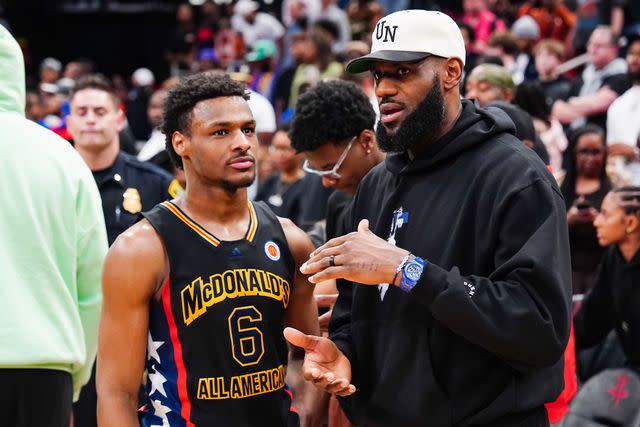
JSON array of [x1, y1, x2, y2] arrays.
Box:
[[161, 201, 221, 247], [162, 276, 194, 427], [245, 201, 258, 242], [160, 201, 258, 246]]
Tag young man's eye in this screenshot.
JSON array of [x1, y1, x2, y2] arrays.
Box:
[[213, 129, 228, 136], [243, 127, 256, 135]]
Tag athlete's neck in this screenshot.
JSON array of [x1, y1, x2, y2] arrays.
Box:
[[177, 176, 253, 241]]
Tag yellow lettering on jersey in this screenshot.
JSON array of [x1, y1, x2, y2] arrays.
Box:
[[197, 365, 286, 400], [197, 376, 229, 399], [181, 269, 291, 326]]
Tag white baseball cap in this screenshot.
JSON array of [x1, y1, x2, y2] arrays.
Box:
[[346, 9, 466, 74], [234, 0, 260, 16]]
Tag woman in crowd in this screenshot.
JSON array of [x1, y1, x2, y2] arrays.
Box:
[[256, 124, 306, 226], [574, 186, 640, 372], [560, 124, 611, 294]]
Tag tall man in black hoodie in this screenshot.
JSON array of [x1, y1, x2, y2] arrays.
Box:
[[284, 9, 572, 427]]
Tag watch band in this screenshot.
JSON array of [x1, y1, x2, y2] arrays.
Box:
[[392, 253, 412, 286], [399, 256, 425, 293]]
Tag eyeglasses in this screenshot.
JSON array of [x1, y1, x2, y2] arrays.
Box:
[[302, 136, 356, 180]]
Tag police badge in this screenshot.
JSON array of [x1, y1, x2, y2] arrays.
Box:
[[122, 187, 142, 214]]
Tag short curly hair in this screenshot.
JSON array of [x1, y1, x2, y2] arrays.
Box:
[[162, 72, 249, 169], [289, 80, 376, 152]]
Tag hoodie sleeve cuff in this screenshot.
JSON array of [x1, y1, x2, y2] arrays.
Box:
[[333, 338, 354, 365], [405, 260, 451, 306]]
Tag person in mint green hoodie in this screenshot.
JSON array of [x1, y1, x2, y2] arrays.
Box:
[[0, 24, 108, 427]]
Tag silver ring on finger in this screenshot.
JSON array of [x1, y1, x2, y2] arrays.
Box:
[[328, 255, 336, 267]]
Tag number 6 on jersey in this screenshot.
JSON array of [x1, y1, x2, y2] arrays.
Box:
[[228, 306, 265, 366]]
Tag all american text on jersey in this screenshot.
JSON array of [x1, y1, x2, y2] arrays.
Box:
[[197, 365, 286, 399]]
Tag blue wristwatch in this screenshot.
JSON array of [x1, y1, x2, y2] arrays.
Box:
[[399, 256, 425, 293]]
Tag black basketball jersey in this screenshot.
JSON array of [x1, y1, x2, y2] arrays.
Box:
[[140, 200, 297, 427]]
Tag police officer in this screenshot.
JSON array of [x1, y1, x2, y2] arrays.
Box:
[[66, 74, 178, 426], [67, 74, 179, 246]]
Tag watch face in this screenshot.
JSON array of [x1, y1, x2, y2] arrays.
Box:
[[404, 262, 423, 281]]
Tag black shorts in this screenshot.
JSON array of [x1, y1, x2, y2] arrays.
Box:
[[0, 368, 72, 427]]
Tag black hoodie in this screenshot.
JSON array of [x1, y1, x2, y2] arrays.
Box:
[[329, 100, 572, 427]]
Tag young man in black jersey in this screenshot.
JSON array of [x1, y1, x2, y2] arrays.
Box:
[[97, 73, 321, 427]]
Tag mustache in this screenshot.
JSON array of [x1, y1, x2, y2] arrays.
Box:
[[227, 152, 255, 162], [379, 97, 406, 108]]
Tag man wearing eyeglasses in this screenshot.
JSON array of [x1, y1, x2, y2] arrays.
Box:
[[289, 78, 384, 427], [290, 79, 384, 197], [284, 9, 572, 427], [289, 80, 384, 336]]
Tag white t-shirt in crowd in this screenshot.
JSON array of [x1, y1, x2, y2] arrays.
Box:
[[315, 5, 352, 53], [607, 85, 640, 146], [247, 89, 276, 135], [137, 128, 166, 162], [232, 12, 285, 47]]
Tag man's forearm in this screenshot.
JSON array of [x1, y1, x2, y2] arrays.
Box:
[[97, 394, 140, 427], [611, 6, 624, 35], [551, 100, 580, 123], [553, 89, 618, 123], [567, 91, 616, 115], [608, 143, 638, 160]]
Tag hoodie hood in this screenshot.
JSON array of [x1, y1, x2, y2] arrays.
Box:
[[385, 99, 516, 175], [0, 25, 25, 116]]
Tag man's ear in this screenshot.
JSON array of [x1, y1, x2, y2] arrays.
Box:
[[442, 57, 464, 90], [116, 108, 125, 132], [357, 129, 376, 151], [172, 131, 188, 160]]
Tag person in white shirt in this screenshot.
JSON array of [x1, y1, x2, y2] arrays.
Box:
[[607, 35, 640, 185], [314, 0, 352, 53], [607, 36, 640, 158], [282, 0, 320, 27], [232, 0, 285, 48]]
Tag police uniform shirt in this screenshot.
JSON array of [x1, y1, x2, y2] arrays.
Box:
[[92, 151, 178, 245]]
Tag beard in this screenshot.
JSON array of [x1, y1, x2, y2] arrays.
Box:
[[630, 69, 640, 84], [221, 171, 256, 192], [376, 74, 446, 153]]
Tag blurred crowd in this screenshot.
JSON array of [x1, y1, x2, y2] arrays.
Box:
[[3, 0, 640, 425], [23, 0, 640, 293]]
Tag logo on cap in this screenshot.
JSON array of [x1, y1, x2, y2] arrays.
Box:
[[375, 20, 398, 42]]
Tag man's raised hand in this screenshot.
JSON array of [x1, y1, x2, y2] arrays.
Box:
[[300, 219, 409, 285]]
